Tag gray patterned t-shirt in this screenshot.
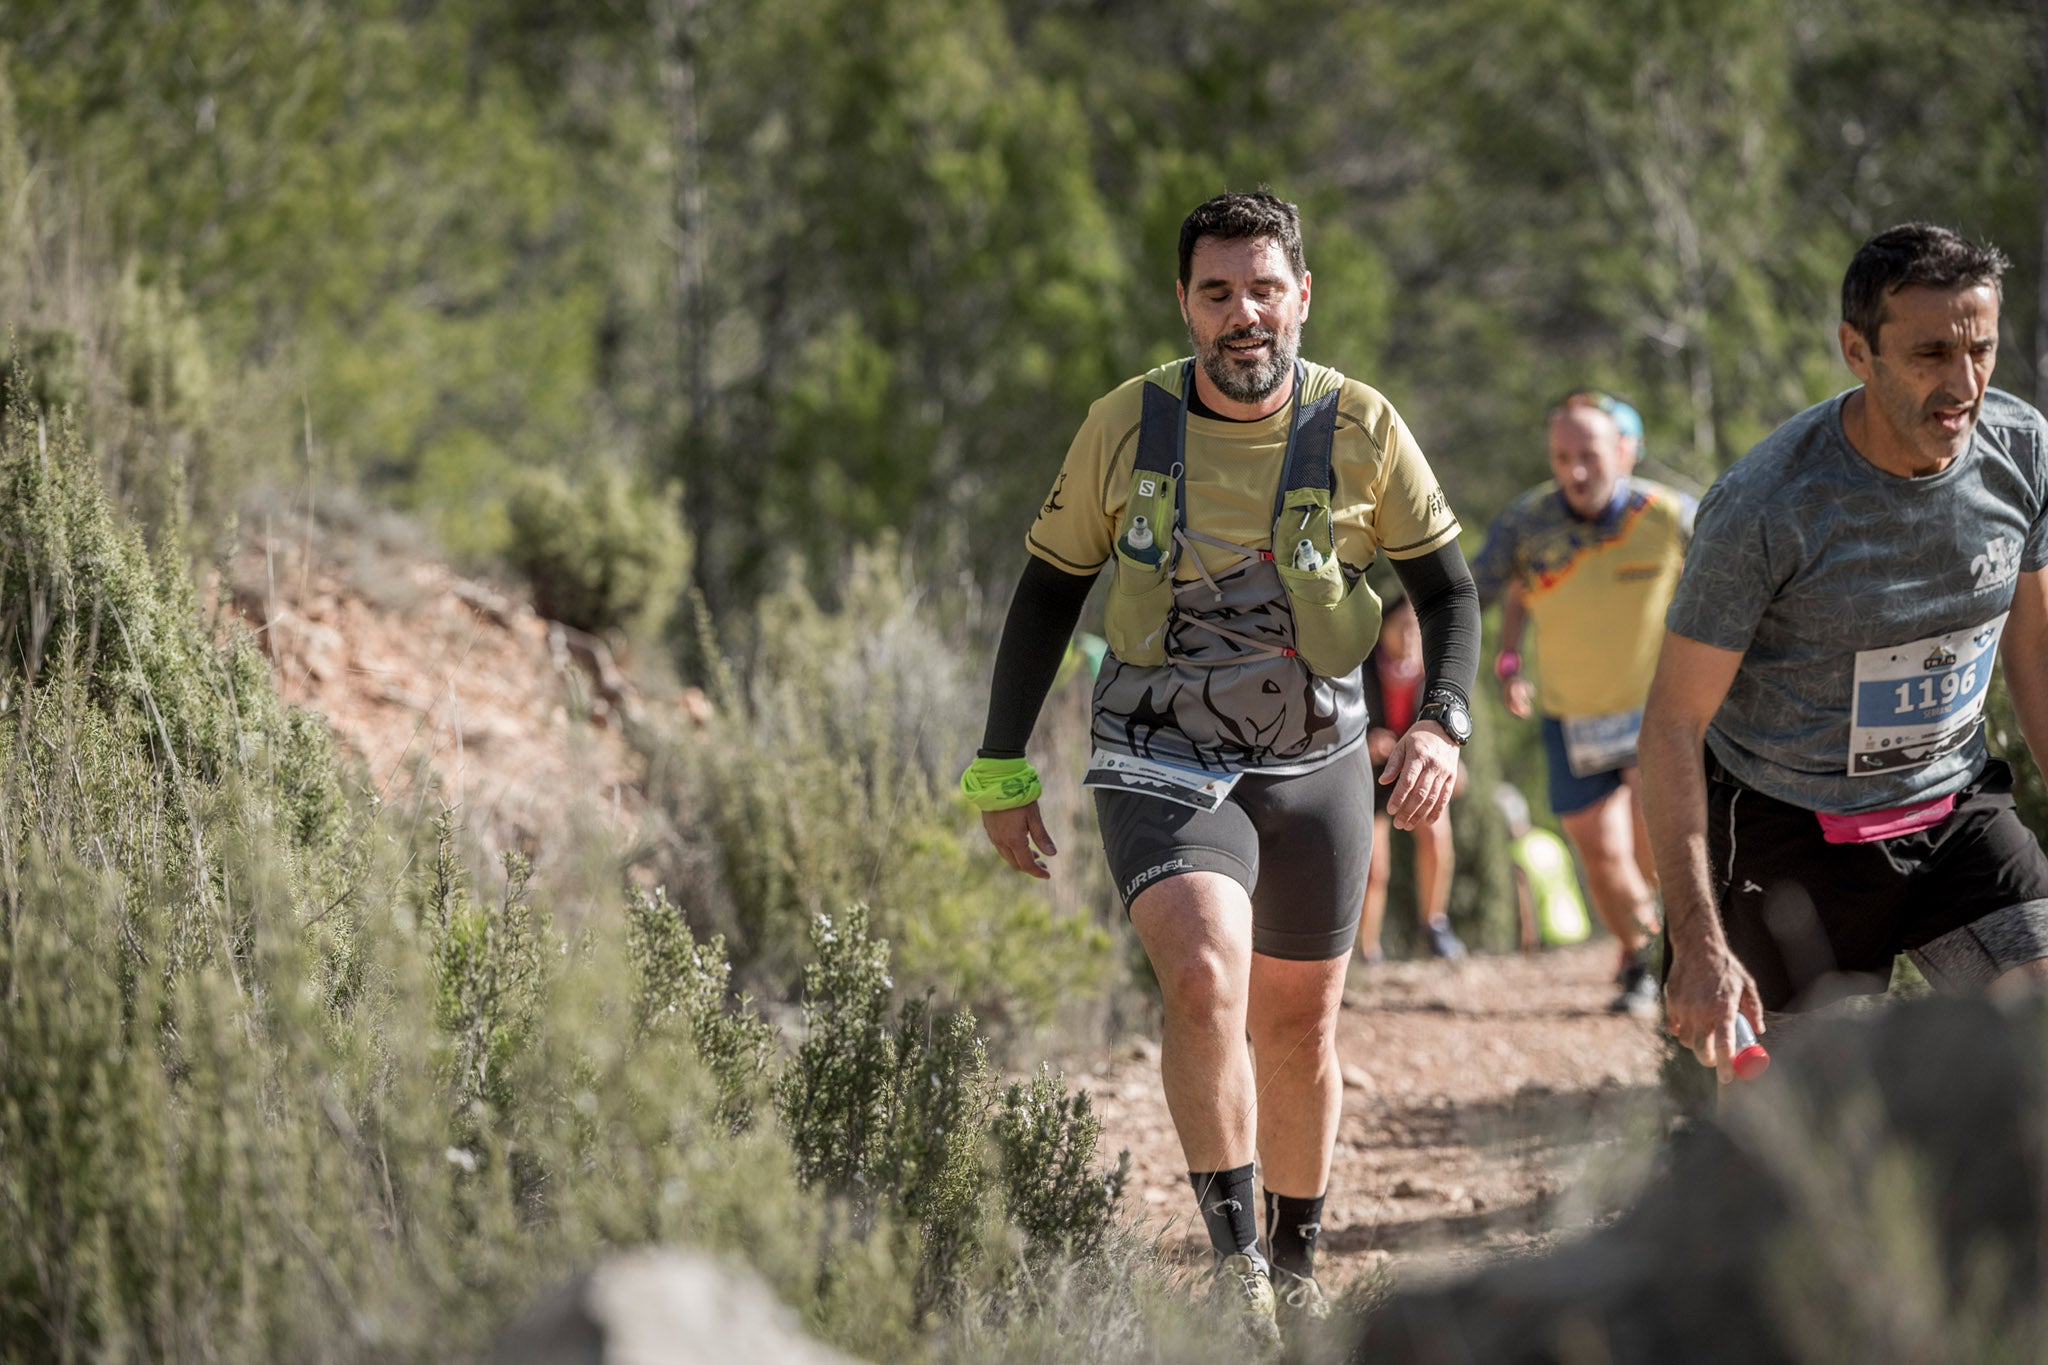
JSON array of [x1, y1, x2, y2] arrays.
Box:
[[1665, 387, 2048, 813]]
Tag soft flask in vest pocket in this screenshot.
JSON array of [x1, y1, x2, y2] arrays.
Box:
[[1103, 472, 1179, 666], [1273, 486, 1382, 677]]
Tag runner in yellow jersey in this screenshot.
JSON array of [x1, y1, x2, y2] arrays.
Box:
[[1471, 392, 1694, 1014], [961, 193, 1480, 1342]]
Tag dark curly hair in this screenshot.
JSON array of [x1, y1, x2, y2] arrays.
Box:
[[1842, 223, 2009, 352], [1177, 192, 1306, 288]]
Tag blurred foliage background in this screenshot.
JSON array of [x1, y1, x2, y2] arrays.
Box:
[[5, 0, 2048, 959], [8, 0, 2045, 588]]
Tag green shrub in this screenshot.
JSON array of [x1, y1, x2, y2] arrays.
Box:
[[994, 1065, 1127, 1267], [0, 359, 1203, 1364], [625, 884, 777, 1134], [778, 906, 1124, 1322], [421, 813, 549, 1130], [660, 545, 1119, 1038], [503, 463, 690, 640]]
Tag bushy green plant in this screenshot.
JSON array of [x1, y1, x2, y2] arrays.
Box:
[[421, 813, 549, 1128], [662, 545, 1118, 1037], [0, 361, 1216, 1365], [993, 1065, 1128, 1267], [626, 883, 777, 1133], [779, 904, 908, 1202], [503, 463, 690, 640], [779, 906, 1123, 1321]]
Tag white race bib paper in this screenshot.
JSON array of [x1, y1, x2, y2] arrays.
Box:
[[1847, 614, 2005, 776], [1560, 709, 1643, 779], [1081, 749, 1242, 813]]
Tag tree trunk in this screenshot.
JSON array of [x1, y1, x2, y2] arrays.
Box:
[[655, 0, 711, 533]]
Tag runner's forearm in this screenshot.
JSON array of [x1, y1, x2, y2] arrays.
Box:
[[1999, 570, 2048, 773], [1498, 583, 1528, 660], [978, 555, 1099, 759], [1392, 541, 1480, 706], [1636, 708, 1727, 958]]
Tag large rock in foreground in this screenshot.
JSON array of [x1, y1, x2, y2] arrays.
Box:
[[1356, 995, 2047, 1364], [494, 1249, 857, 1365]]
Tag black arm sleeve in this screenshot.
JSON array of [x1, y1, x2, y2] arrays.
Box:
[[1390, 540, 1480, 708], [977, 555, 1099, 759]]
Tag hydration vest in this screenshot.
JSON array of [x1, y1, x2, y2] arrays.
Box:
[[1100, 360, 1384, 678]]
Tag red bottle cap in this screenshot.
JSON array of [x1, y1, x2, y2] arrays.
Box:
[[1731, 1015, 1771, 1080]]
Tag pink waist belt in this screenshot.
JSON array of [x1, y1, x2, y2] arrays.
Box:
[[1815, 794, 1958, 845]]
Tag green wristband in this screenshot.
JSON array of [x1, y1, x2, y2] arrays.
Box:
[[959, 756, 1043, 812]]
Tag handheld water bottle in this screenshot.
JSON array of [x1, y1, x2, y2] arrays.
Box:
[[1731, 1014, 1770, 1080], [1126, 515, 1154, 553], [1292, 538, 1324, 572]]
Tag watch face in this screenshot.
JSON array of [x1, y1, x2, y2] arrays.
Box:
[[1443, 705, 1472, 743], [1423, 698, 1472, 744]]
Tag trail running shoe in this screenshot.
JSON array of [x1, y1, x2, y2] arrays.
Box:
[[1209, 1252, 1280, 1349], [1272, 1265, 1332, 1337], [1610, 962, 1661, 1018], [1425, 916, 1467, 960]]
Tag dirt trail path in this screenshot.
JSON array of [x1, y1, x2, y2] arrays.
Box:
[[1080, 944, 1670, 1289]]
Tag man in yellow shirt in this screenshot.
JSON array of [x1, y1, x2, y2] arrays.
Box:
[[1471, 392, 1694, 1015], [960, 192, 1479, 1342]]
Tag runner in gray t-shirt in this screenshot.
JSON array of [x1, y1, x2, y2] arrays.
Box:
[[1641, 223, 2048, 1081]]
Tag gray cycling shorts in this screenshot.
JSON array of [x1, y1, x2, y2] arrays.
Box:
[[1909, 900, 2048, 992], [1092, 744, 1371, 962]]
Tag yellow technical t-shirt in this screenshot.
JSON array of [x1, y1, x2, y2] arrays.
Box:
[[1027, 361, 1460, 578], [1025, 359, 1461, 773], [1471, 479, 1695, 719]]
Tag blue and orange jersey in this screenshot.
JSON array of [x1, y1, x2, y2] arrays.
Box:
[[1471, 479, 1695, 718]]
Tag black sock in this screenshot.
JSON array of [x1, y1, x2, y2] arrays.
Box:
[[1189, 1165, 1265, 1269], [1263, 1188, 1326, 1279]]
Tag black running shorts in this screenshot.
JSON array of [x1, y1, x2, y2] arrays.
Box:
[[1093, 744, 1371, 961], [1697, 756, 2048, 1011]]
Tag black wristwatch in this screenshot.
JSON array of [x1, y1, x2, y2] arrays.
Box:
[[1416, 692, 1473, 747]]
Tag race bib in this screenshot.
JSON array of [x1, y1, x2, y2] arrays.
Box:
[[1560, 709, 1643, 779], [1847, 615, 2005, 776], [1081, 749, 1242, 813]]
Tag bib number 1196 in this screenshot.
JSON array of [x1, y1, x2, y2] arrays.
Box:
[[1891, 665, 1979, 716], [1848, 615, 2004, 777]]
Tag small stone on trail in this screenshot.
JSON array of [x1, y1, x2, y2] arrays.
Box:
[[1342, 1063, 1374, 1091]]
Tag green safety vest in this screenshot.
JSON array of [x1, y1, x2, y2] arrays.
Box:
[[1099, 360, 1384, 678], [1512, 827, 1590, 946]]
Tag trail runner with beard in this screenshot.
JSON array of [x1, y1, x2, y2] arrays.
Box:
[[1642, 223, 2048, 1080], [961, 191, 1480, 1343]]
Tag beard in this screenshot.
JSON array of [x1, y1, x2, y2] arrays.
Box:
[[1191, 317, 1301, 406]]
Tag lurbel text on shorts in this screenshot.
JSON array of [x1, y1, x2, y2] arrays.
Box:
[[1126, 859, 1194, 895]]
